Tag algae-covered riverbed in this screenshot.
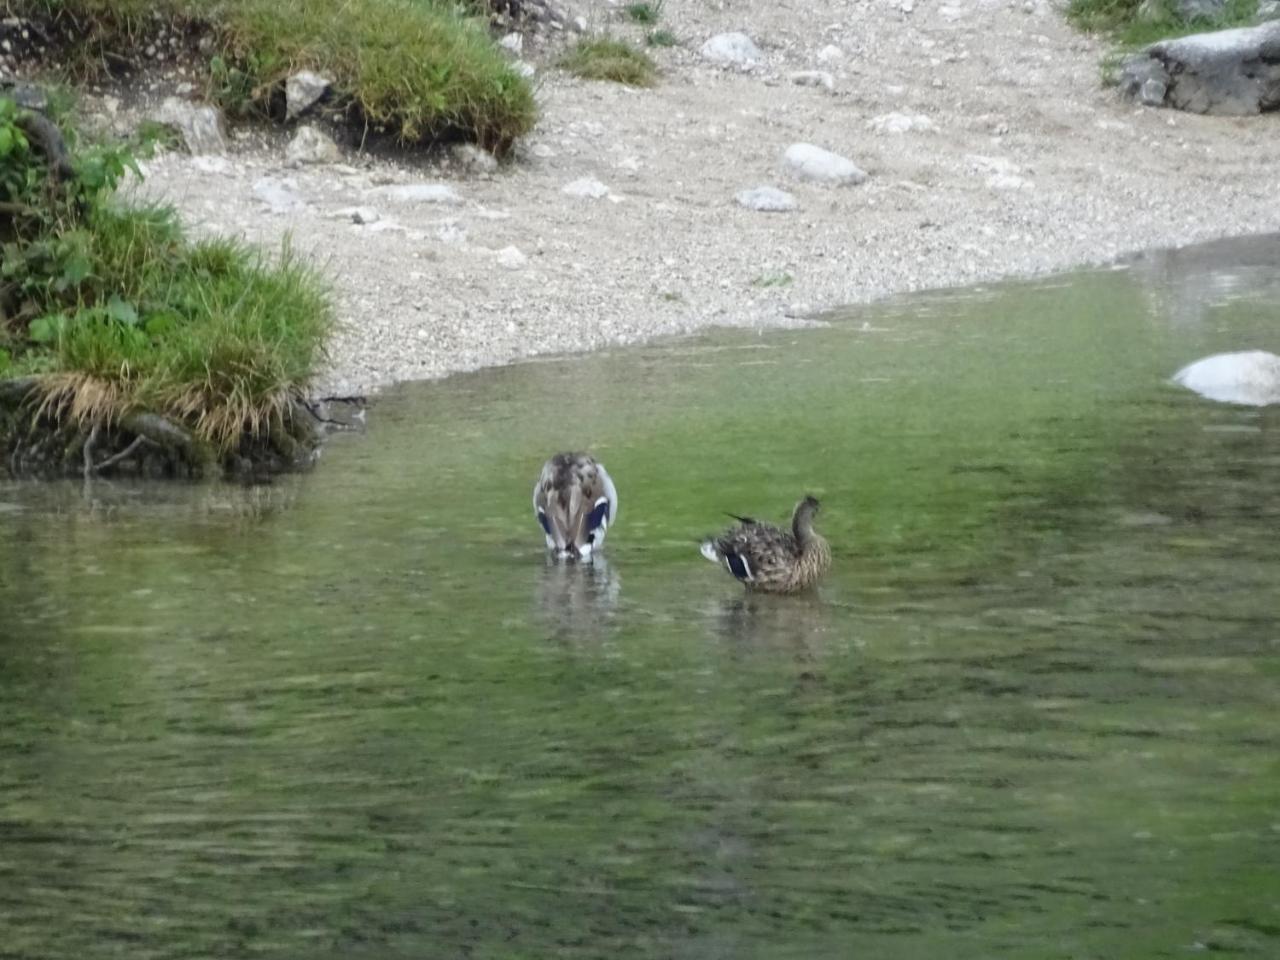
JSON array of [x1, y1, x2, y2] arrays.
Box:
[[2, 236, 1278, 958]]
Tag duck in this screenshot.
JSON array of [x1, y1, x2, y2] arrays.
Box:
[[700, 495, 831, 594], [532, 452, 618, 561], [1172, 350, 1280, 407]]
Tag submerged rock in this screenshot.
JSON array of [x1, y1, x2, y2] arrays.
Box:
[[783, 143, 867, 186], [1172, 350, 1280, 406], [1119, 22, 1280, 115]]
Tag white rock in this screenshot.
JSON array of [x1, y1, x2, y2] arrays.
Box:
[[700, 32, 763, 67], [496, 245, 529, 269], [562, 176, 610, 199], [252, 177, 306, 213], [150, 97, 226, 155], [350, 207, 380, 225], [868, 111, 936, 134], [513, 59, 537, 78], [1172, 350, 1280, 406], [735, 186, 798, 212], [988, 174, 1029, 190], [790, 70, 836, 91], [285, 70, 331, 119], [500, 32, 524, 54], [452, 143, 499, 174], [286, 125, 341, 164], [816, 44, 844, 63], [438, 222, 467, 244], [783, 143, 867, 186], [529, 143, 557, 158], [379, 183, 463, 204]]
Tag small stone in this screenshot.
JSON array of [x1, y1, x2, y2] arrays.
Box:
[[513, 59, 537, 78], [868, 111, 936, 134], [285, 70, 331, 120], [379, 183, 463, 205], [790, 70, 836, 91], [986, 173, 1030, 191], [1140, 77, 1168, 106], [351, 207, 380, 225], [500, 32, 523, 54], [816, 44, 844, 63], [530, 143, 556, 158], [735, 185, 798, 212], [783, 143, 867, 186], [286, 125, 341, 164], [496, 245, 528, 269], [452, 143, 499, 174], [562, 176, 610, 199], [700, 32, 763, 67]]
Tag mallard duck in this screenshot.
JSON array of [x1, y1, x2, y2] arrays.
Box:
[[700, 495, 831, 594], [533, 452, 618, 561]]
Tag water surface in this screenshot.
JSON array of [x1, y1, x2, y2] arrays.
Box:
[[2, 236, 1279, 958]]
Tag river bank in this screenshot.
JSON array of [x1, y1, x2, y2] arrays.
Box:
[[129, 0, 1280, 395]]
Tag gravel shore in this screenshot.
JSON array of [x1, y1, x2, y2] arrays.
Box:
[[133, 0, 1280, 395]]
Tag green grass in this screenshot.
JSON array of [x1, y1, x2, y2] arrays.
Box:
[[1066, 0, 1261, 46], [0, 96, 332, 452], [7, 0, 537, 154], [557, 37, 657, 86], [646, 28, 678, 47], [751, 272, 794, 288], [624, 1, 663, 25]]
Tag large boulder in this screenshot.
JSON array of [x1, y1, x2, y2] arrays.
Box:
[[1119, 22, 1280, 115]]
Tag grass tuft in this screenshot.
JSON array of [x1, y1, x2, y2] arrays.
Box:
[[7, 0, 538, 154], [646, 28, 678, 47], [1, 97, 332, 455], [1066, 0, 1261, 46], [624, 1, 663, 25], [558, 37, 658, 86]]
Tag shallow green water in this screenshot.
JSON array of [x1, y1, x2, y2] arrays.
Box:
[[2, 236, 1279, 959]]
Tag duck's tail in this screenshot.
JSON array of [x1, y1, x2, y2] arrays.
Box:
[[699, 540, 721, 564]]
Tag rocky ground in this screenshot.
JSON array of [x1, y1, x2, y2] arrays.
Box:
[[118, 0, 1280, 395]]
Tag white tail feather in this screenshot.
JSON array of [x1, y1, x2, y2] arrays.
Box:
[[699, 541, 720, 563]]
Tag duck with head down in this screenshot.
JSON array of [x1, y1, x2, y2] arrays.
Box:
[[533, 452, 618, 561], [700, 495, 831, 594]]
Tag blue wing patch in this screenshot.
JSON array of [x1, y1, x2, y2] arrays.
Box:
[[724, 550, 753, 582], [536, 508, 552, 536], [586, 498, 610, 537]]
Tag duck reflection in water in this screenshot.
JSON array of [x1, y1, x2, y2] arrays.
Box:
[[535, 553, 622, 644], [707, 591, 835, 668]]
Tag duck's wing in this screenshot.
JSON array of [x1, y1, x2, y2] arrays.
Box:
[[701, 520, 798, 586]]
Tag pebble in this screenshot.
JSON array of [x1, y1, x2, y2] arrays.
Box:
[[783, 143, 867, 186], [286, 125, 341, 165], [735, 186, 798, 212], [562, 177, 611, 199], [868, 112, 936, 134], [496, 245, 529, 269], [700, 32, 763, 67], [816, 44, 844, 62], [252, 177, 306, 214], [790, 70, 836, 92], [378, 183, 463, 204], [285, 70, 331, 119]]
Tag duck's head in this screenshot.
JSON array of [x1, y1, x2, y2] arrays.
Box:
[[797, 495, 821, 516]]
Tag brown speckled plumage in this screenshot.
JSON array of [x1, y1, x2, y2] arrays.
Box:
[[701, 496, 831, 594], [533, 452, 618, 560]]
